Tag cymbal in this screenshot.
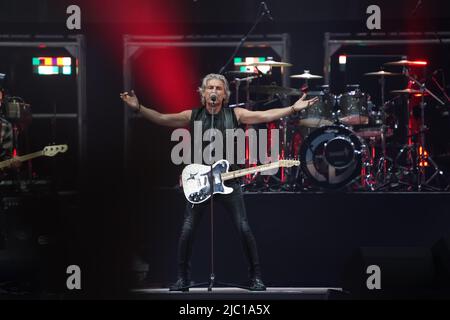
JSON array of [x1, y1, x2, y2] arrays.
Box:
[[391, 88, 422, 94], [384, 60, 427, 67], [290, 71, 323, 79], [364, 70, 403, 77], [249, 85, 301, 96], [235, 60, 292, 67]]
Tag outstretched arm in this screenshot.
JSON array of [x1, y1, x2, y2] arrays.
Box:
[[234, 94, 319, 125], [120, 90, 191, 128]]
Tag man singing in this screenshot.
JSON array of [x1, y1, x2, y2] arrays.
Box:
[[121, 73, 317, 291]]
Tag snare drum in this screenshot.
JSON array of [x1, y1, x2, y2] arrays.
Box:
[[338, 88, 369, 126]]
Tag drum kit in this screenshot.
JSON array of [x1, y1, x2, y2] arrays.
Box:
[[228, 59, 450, 192]]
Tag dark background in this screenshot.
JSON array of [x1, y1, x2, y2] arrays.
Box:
[[1, 0, 450, 298]]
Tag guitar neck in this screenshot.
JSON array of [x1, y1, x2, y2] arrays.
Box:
[[221, 162, 282, 181], [17, 151, 44, 162], [0, 151, 43, 169]]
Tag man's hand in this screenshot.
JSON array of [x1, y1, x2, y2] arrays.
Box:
[[292, 94, 319, 112], [120, 90, 140, 111]]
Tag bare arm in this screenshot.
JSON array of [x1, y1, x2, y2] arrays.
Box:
[[120, 90, 191, 127], [234, 94, 319, 125], [139, 107, 192, 128]]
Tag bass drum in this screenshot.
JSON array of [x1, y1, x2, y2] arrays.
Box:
[[300, 125, 367, 189]]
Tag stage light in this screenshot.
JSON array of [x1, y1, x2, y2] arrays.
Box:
[[339, 55, 347, 65], [38, 66, 59, 75], [419, 146, 430, 167], [33, 57, 72, 76], [62, 66, 72, 75], [234, 57, 271, 74]]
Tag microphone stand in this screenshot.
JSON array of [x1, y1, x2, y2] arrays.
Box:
[[208, 100, 216, 291], [182, 99, 252, 292], [218, 3, 270, 75]]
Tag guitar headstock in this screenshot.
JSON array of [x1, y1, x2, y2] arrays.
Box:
[[279, 159, 300, 167], [43, 144, 68, 157]]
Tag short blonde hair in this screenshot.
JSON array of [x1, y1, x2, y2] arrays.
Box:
[[198, 73, 231, 106]]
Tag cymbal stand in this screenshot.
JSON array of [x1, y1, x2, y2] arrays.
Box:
[[377, 74, 391, 186], [374, 94, 411, 191], [412, 78, 443, 191], [394, 72, 445, 191], [364, 73, 391, 190]]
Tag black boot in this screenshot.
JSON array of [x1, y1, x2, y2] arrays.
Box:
[[248, 265, 266, 291], [169, 278, 190, 292], [249, 277, 266, 291]]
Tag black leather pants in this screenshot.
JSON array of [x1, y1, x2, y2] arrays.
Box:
[[176, 184, 261, 280]]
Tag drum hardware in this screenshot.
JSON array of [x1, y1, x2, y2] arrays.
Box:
[[364, 68, 404, 117], [383, 73, 446, 191], [403, 73, 446, 190], [290, 70, 323, 91], [231, 58, 450, 192], [290, 71, 323, 80], [429, 69, 450, 104], [363, 69, 403, 187], [364, 71, 403, 77], [362, 136, 394, 191]]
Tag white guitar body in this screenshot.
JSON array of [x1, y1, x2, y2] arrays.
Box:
[[181, 159, 300, 204], [181, 159, 233, 204]]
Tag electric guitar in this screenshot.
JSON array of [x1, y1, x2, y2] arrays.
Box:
[[182, 159, 300, 204], [0, 144, 68, 169]]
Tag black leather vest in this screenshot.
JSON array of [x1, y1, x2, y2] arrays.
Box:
[[189, 106, 241, 169]]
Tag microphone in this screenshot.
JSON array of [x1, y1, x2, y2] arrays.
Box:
[[261, 2, 274, 21], [210, 93, 217, 105]]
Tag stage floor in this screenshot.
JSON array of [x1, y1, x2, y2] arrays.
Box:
[[130, 287, 344, 300], [136, 190, 450, 289]]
